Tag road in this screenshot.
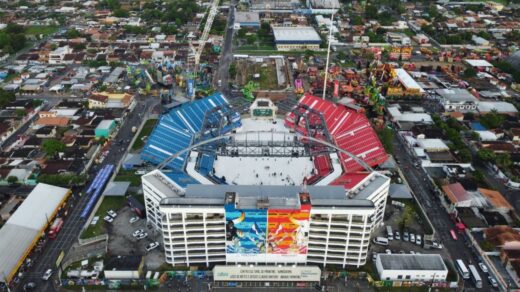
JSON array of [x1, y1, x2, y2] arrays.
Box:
[[213, 0, 236, 94], [392, 135, 494, 291], [18, 97, 155, 292]]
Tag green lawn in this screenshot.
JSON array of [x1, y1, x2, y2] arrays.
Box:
[[25, 25, 59, 36], [114, 169, 142, 187], [80, 196, 126, 239], [131, 119, 158, 150]]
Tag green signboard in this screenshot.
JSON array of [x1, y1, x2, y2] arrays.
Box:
[[253, 108, 273, 117]]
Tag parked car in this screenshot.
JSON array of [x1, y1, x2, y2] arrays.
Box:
[[132, 229, 144, 237], [107, 210, 117, 218], [385, 249, 392, 254], [129, 216, 139, 224], [479, 262, 489, 274], [488, 276, 498, 288], [137, 232, 148, 240], [416, 234, 422, 246], [23, 282, 36, 291], [410, 233, 416, 243], [395, 231, 401, 240], [432, 241, 443, 249], [146, 241, 160, 252], [42, 269, 53, 281], [103, 215, 113, 223], [372, 253, 377, 261], [403, 231, 409, 242]]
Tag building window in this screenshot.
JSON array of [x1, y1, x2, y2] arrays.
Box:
[[397, 275, 402, 279], [405, 275, 411, 280]]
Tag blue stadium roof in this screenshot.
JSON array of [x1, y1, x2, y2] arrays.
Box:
[[141, 92, 241, 188]]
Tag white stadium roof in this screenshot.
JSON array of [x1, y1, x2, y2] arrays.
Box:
[[0, 183, 70, 283]]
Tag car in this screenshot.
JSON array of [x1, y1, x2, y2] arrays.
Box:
[[103, 215, 113, 223], [129, 216, 139, 224], [107, 210, 117, 218], [372, 253, 377, 261], [403, 231, 409, 242], [146, 241, 160, 252], [137, 232, 148, 240], [399, 250, 405, 254], [395, 231, 401, 240], [410, 251, 415, 254], [488, 276, 498, 288], [416, 234, 422, 246], [479, 262, 489, 274], [42, 269, 53, 281], [385, 249, 392, 254], [410, 233, 416, 243], [132, 229, 144, 237], [23, 282, 36, 291]]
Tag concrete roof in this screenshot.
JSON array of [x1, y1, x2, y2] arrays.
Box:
[[103, 181, 130, 196], [378, 254, 447, 271], [477, 101, 518, 114], [465, 59, 493, 67], [272, 26, 321, 43], [235, 12, 260, 24], [389, 184, 413, 199], [161, 184, 374, 208], [435, 88, 478, 103]]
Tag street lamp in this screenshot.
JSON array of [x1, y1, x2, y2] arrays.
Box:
[[322, 12, 336, 100]]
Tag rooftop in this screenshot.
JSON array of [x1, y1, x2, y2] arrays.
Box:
[[272, 26, 322, 43], [378, 254, 447, 271], [435, 88, 478, 103]]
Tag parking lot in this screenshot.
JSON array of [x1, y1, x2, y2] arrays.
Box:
[[106, 205, 165, 269], [370, 200, 445, 258]]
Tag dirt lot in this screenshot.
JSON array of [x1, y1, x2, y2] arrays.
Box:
[[106, 205, 165, 270]]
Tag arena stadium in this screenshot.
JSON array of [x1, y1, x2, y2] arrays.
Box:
[[141, 92, 390, 268]]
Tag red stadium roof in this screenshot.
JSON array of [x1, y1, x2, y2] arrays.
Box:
[[286, 94, 387, 176]]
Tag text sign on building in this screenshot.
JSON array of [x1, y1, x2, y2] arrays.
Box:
[[213, 266, 321, 282]]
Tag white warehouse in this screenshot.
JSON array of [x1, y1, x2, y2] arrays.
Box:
[[376, 254, 448, 282]]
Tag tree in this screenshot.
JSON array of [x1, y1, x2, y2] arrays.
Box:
[[463, 67, 477, 78], [0, 88, 15, 109], [470, 131, 480, 141], [7, 176, 18, 185], [237, 28, 247, 38], [479, 110, 505, 129], [351, 15, 364, 25], [15, 108, 26, 118], [42, 139, 66, 157], [477, 149, 496, 162], [65, 28, 81, 39], [496, 153, 512, 170], [245, 34, 257, 45], [458, 148, 472, 163], [113, 8, 129, 18], [228, 63, 237, 79], [365, 5, 378, 20]]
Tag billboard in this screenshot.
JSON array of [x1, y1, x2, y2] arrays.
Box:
[[213, 265, 321, 282], [225, 204, 267, 262], [225, 193, 311, 263]]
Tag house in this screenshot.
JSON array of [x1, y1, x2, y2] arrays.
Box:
[[49, 46, 73, 65], [479, 188, 513, 214], [34, 117, 70, 128], [95, 120, 116, 138], [442, 182, 473, 209], [477, 101, 518, 116], [88, 92, 134, 109]]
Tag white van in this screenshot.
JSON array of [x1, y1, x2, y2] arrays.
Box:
[[373, 237, 389, 246]]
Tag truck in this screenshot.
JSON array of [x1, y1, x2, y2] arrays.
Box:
[[48, 218, 64, 239]]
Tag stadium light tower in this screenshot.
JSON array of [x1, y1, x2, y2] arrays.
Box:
[[322, 12, 335, 99]]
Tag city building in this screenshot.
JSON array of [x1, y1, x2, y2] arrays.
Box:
[[435, 88, 478, 112], [375, 254, 448, 282], [103, 255, 144, 279], [306, 0, 339, 14], [272, 27, 322, 51], [158, 184, 381, 268], [49, 45, 73, 64]]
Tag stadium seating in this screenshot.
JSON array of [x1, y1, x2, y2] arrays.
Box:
[[141, 93, 241, 187], [286, 94, 387, 175]]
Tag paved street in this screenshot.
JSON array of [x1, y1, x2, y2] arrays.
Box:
[[17, 97, 156, 292], [213, 0, 236, 94], [392, 135, 494, 291]]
